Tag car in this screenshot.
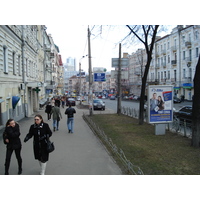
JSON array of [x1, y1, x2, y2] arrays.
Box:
[[66, 98, 76, 106], [173, 105, 192, 122], [110, 95, 116, 100], [93, 99, 105, 110], [173, 97, 182, 103]]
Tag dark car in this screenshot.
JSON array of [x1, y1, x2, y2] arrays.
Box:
[[174, 105, 192, 122], [93, 99, 105, 110], [66, 98, 76, 106], [173, 97, 182, 103]]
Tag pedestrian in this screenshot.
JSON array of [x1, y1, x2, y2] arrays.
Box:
[[45, 102, 52, 120], [55, 98, 61, 107], [3, 119, 22, 175], [65, 103, 76, 133], [51, 103, 62, 131], [24, 115, 52, 175], [51, 97, 55, 107]]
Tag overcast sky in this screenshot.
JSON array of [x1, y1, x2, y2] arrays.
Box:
[[46, 25, 175, 72]]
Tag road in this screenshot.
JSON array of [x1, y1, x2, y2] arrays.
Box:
[[101, 98, 192, 113]]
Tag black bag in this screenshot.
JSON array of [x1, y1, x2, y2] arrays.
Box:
[[57, 116, 60, 121], [46, 136, 55, 153]]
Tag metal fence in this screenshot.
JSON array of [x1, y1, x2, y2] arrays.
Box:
[[121, 106, 192, 138], [83, 113, 144, 175]]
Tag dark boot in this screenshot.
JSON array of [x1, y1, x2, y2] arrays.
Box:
[[5, 164, 9, 175], [53, 127, 56, 132]]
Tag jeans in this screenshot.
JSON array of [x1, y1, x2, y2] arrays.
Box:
[[67, 118, 74, 133], [53, 120, 59, 130]]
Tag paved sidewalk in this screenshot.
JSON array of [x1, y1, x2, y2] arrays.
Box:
[[0, 105, 122, 175]]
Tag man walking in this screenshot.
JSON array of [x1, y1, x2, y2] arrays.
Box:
[[65, 103, 76, 133], [51, 103, 62, 131]]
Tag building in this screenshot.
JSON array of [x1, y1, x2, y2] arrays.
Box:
[[0, 25, 62, 129], [149, 25, 200, 100]]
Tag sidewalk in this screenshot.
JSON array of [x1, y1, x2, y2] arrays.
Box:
[[0, 105, 122, 175]]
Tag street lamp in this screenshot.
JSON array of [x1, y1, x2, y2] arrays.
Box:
[[79, 55, 88, 104]]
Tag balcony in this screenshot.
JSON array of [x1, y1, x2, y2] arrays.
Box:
[[161, 49, 166, 55], [185, 41, 192, 48], [171, 60, 177, 66]]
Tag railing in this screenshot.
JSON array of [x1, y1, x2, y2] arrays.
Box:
[[83, 113, 144, 175], [121, 106, 192, 139]]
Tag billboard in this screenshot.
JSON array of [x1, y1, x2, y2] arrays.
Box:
[[94, 73, 106, 82], [148, 85, 173, 123]]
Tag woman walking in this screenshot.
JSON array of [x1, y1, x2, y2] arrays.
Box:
[[3, 119, 22, 175], [24, 115, 52, 175], [45, 102, 52, 120]]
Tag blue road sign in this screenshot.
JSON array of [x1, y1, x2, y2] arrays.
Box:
[[94, 73, 106, 82]]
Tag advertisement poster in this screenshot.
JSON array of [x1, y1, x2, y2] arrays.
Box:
[[148, 85, 173, 123]]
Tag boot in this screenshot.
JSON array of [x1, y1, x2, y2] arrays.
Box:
[[53, 127, 56, 132], [40, 162, 47, 175], [18, 159, 22, 175]]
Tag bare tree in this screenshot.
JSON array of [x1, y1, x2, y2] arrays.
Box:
[[126, 25, 159, 125], [191, 55, 200, 147]]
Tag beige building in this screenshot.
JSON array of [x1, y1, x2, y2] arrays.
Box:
[[0, 25, 63, 129]]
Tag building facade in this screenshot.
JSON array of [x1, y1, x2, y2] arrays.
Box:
[[0, 25, 63, 129]]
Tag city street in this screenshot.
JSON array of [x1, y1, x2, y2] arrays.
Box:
[[102, 98, 192, 113], [0, 105, 122, 175]]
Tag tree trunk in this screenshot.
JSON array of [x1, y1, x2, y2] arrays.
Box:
[[139, 53, 151, 125], [191, 55, 200, 147]]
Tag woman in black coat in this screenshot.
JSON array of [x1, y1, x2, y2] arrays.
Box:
[[24, 114, 52, 175], [3, 119, 22, 175]]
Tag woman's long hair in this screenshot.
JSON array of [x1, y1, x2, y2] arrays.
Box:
[[5, 119, 14, 127]]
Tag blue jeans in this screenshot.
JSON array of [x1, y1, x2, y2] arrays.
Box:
[[67, 118, 74, 133], [53, 120, 59, 130]]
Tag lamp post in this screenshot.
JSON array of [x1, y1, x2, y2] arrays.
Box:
[[79, 55, 87, 104]]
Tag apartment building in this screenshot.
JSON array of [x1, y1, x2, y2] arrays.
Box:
[[128, 25, 200, 100], [0, 25, 63, 128]]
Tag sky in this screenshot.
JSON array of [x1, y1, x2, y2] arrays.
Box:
[[45, 25, 175, 73]]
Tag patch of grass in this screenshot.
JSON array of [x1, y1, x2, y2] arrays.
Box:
[[90, 114, 200, 175]]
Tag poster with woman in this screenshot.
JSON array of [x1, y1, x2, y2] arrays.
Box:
[[148, 85, 173, 123]]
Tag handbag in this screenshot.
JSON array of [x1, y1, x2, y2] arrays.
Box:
[[46, 135, 55, 153], [57, 116, 60, 121]]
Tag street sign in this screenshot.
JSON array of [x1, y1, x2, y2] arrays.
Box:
[[94, 73, 106, 82], [112, 58, 129, 68], [93, 67, 107, 72]]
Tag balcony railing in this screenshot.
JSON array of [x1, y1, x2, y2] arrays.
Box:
[[171, 60, 177, 65]]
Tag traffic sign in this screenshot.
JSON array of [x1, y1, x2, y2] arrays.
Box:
[[94, 73, 106, 82], [112, 58, 129, 68]]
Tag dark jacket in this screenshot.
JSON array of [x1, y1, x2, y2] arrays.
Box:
[[45, 104, 52, 113], [3, 123, 22, 150], [24, 123, 52, 162], [65, 107, 76, 118]]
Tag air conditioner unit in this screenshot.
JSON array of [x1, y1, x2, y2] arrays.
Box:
[[20, 83, 25, 90]]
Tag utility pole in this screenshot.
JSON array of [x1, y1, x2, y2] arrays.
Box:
[[79, 61, 82, 105], [88, 26, 93, 115], [117, 43, 122, 115]]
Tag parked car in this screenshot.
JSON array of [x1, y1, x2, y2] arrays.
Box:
[[93, 99, 105, 110], [110, 95, 116, 100], [173, 97, 182, 103], [174, 105, 192, 122], [66, 98, 76, 106]]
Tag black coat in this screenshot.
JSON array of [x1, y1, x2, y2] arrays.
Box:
[[65, 107, 76, 118], [45, 105, 52, 113], [24, 123, 52, 162], [3, 123, 22, 150]]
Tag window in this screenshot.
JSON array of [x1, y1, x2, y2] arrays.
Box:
[[189, 49, 192, 61], [13, 52, 16, 75], [3, 46, 8, 74], [196, 48, 199, 57], [18, 55, 21, 75], [168, 55, 170, 63], [183, 51, 185, 60], [174, 70, 177, 82], [195, 31, 199, 40], [183, 69, 186, 78], [168, 71, 170, 79]]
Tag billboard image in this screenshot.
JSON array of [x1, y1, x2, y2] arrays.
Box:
[[148, 85, 173, 123]]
